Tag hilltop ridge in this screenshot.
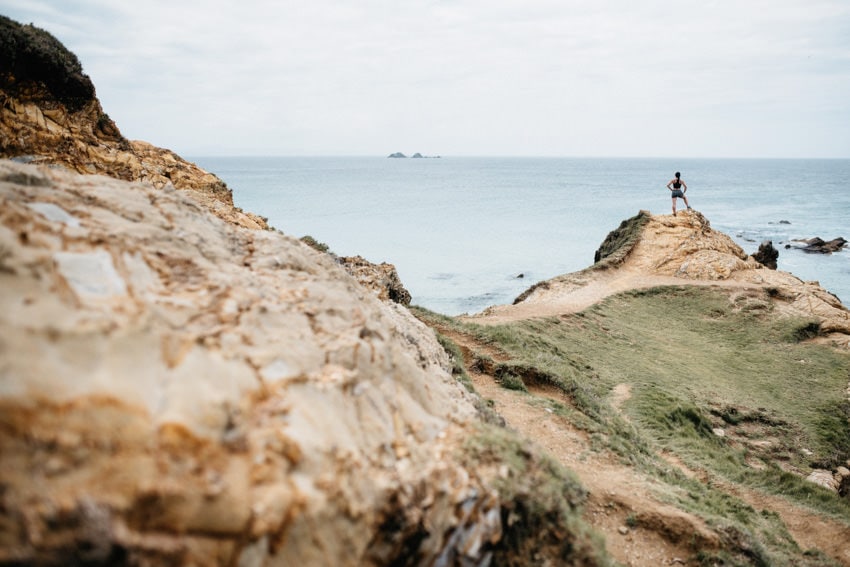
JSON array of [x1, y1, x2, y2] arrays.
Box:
[[473, 209, 850, 345]]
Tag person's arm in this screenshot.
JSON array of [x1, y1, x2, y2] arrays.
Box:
[[681, 180, 688, 191], [667, 179, 674, 190]]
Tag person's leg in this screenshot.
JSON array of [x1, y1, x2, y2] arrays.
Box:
[[672, 197, 677, 216], [683, 195, 691, 209]]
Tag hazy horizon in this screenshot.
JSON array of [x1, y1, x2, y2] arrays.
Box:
[[4, 1, 849, 159], [185, 153, 850, 159]]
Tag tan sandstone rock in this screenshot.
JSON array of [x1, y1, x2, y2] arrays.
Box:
[[508, 210, 850, 337], [339, 255, 413, 305], [806, 470, 840, 492], [0, 160, 512, 565]]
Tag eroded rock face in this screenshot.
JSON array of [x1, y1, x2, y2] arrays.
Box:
[[339, 255, 413, 305], [0, 160, 504, 565], [0, 160, 611, 566], [626, 211, 754, 280]]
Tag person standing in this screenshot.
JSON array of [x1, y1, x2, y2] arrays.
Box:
[[667, 171, 691, 216]]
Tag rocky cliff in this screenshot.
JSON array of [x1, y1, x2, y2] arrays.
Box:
[[0, 17, 614, 565], [0, 15, 266, 230], [507, 210, 850, 342], [0, 160, 610, 565]]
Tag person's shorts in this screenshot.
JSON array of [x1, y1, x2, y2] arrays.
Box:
[[671, 189, 685, 198]]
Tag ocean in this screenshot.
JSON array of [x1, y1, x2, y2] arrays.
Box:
[[192, 157, 850, 316]]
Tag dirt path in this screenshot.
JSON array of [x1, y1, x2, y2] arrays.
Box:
[[461, 267, 756, 325], [436, 325, 850, 566], [439, 327, 717, 566], [721, 481, 850, 565]]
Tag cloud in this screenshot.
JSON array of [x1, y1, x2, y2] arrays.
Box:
[[2, 0, 849, 156]]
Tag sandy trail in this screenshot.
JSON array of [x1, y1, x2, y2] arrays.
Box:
[[462, 266, 752, 325], [440, 326, 717, 566]]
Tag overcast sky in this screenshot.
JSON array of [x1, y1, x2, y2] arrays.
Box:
[[4, 0, 850, 158]]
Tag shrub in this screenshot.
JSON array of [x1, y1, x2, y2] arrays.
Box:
[[0, 15, 95, 111], [299, 235, 330, 253]]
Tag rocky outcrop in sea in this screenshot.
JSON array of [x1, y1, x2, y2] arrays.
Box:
[[787, 236, 848, 254], [752, 240, 779, 269]]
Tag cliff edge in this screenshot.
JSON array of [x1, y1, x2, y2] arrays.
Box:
[[479, 209, 850, 343]]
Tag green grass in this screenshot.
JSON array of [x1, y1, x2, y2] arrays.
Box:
[[420, 286, 850, 565], [592, 210, 652, 268], [469, 287, 850, 472]]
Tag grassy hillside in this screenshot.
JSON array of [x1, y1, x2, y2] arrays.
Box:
[[415, 285, 850, 565]]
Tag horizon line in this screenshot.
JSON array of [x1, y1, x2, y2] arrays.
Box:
[[185, 153, 850, 160]]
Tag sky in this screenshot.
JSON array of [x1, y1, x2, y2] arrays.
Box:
[[3, 0, 850, 158]]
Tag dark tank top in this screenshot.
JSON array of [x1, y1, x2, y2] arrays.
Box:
[[673, 179, 681, 189]]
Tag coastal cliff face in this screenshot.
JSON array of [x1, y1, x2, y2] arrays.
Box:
[[0, 160, 609, 565], [0, 15, 266, 230], [3, 22, 607, 565]]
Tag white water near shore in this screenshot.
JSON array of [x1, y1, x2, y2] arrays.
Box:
[[193, 157, 850, 315]]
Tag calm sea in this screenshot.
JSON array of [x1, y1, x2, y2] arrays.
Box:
[[192, 157, 850, 315]]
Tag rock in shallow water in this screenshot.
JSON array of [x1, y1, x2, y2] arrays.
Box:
[[798, 237, 847, 254]]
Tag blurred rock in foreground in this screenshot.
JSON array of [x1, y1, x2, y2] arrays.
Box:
[[0, 160, 609, 566]]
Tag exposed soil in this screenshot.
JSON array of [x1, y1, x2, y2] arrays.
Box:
[[463, 266, 758, 326], [440, 326, 716, 566]]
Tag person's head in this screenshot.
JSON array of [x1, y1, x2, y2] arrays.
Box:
[[675, 171, 681, 179]]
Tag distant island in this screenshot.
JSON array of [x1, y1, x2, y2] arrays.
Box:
[[387, 152, 441, 158]]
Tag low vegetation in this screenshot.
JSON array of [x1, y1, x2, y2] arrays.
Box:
[[415, 284, 850, 565], [591, 209, 652, 267], [299, 234, 330, 253], [0, 15, 95, 111]]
